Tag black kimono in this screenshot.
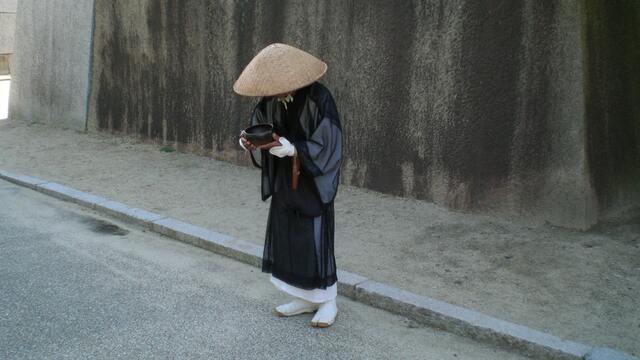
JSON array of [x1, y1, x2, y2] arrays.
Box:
[[248, 82, 342, 292]]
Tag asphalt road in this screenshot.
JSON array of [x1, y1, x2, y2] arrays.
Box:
[[0, 179, 529, 360]]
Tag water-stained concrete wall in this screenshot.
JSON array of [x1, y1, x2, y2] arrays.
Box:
[[584, 0, 640, 219], [84, 0, 637, 229], [0, 0, 17, 75], [9, 0, 95, 129]]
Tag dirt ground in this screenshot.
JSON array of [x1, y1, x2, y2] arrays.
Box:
[[1, 120, 638, 356]]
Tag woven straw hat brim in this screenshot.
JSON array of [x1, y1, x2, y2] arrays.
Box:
[[233, 43, 327, 97]]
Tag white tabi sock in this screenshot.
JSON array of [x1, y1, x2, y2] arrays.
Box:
[[275, 298, 319, 317], [310, 298, 338, 327]]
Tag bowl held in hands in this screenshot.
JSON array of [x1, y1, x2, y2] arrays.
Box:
[[242, 124, 274, 146]]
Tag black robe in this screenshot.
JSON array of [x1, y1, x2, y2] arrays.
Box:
[[248, 82, 342, 290]]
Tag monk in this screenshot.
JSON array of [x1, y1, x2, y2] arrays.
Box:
[[235, 44, 342, 327]]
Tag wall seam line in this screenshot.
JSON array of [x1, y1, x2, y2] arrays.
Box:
[[84, 0, 97, 132]]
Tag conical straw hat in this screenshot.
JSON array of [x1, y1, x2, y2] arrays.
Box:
[[233, 43, 327, 97]]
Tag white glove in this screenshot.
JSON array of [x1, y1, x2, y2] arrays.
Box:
[[269, 137, 296, 158]]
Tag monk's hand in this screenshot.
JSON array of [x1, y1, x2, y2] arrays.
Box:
[[239, 131, 257, 151]]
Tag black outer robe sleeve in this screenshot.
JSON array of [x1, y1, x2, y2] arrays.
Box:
[[292, 86, 343, 205]]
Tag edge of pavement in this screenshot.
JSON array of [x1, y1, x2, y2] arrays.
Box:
[[1, 170, 636, 360]]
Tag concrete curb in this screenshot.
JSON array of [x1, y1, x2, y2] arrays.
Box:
[[0, 170, 636, 360]]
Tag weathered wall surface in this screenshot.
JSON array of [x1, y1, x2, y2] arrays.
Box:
[[0, 0, 16, 55], [9, 0, 94, 129], [7, 0, 638, 229], [81, 0, 639, 229], [584, 0, 640, 219], [87, 0, 616, 229], [0, 0, 17, 75]]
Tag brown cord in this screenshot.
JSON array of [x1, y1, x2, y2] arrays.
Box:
[[292, 154, 301, 190]]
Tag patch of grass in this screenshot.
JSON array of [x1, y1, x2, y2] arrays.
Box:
[[159, 145, 176, 153]]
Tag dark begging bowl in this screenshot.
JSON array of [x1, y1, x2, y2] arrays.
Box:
[[242, 124, 274, 146]]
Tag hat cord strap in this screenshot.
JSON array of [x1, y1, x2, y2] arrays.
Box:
[[277, 94, 294, 110]]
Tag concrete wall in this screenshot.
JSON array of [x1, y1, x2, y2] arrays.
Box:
[[12, 0, 637, 229], [88, 0, 618, 229], [584, 0, 640, 219], [0, 0, 16, 54], [0, 0, 17, 75], [9, 0, 94, 129]]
